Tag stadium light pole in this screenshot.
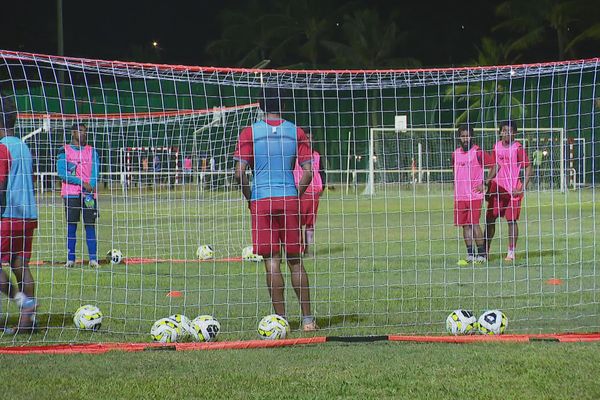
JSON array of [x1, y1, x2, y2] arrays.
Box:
[[57, 0, 64, 57], [57, 0, 65, 92]]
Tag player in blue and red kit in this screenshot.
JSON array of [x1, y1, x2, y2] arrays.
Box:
[[234, 88, 318, 332], [0, 96, 38, 332]]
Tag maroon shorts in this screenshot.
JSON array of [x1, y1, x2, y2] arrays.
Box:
[[454, 199, 483, 226], [250, 196, 302, 256], [299, 192, 320, 227], [1, 219, 38, 262], [486, 181, 522, 221]]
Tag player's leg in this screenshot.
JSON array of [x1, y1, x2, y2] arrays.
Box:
[[505, 221, 518, 261], [83, 197, 99, 268], [484, 184, 502, 256], [462, 225, 475, 261], [264, 253, 285, 317], [456, 200, 475, 262], [9, 222, 37, 331], [0, 267, 16, 299], [473, 224, 486, 262], [470, 199, 486, 261], [282, 197, 316, 331], [504, 197, 522, 261], [252, 199, 286, 317], [304, 194, 319, 257], [299, 194, 310, 256], [65, 197, 81, 267]]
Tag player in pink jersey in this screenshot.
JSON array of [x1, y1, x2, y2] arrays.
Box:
[[452, 126, 490, 263], [483, 120, 532, 262], [293, 131, 323, 257]]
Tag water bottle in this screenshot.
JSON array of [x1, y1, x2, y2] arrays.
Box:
[[84, 194, 95, 208]]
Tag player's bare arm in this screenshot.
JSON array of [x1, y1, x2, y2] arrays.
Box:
[[297, 162, 312, 197], [234, 161, 251, 201]]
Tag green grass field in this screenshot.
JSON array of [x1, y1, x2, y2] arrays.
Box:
[[2, 185, 599, 399], [4, 342, 600, 399], [1, 185, 599, 345]]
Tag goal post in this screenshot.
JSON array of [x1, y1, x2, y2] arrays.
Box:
[[0, 49, 598, 345], [364, 126, 567, 194]]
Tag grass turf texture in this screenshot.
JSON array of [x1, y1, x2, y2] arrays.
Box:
[[0, 185, 598, 344], [4, 342, 600, 399]]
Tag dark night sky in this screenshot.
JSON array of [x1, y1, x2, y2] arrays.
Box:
[[0, 1, 596, 68], [1, 1, 220, 64]]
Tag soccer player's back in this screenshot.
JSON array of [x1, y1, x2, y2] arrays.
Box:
[[234, 87, 318, 332], [249, 118, 301, 201]]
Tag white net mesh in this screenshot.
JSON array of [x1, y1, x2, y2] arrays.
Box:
[[0, 51, 598, 343]]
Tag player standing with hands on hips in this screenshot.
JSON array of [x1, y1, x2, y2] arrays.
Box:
[[234, 87, 318, 332], [57, 123, 100, 268]]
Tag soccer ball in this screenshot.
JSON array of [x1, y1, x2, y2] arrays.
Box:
[[242, 246, 263, 262], [150, 317, 182, 343], [478, 310, 508, 335], [73, 304, 103, 331], [106, 249, 123, 264], [445, 309, 477, 335], [196, 245, 214, 260], [168, 314, 193, 340], [190, 315, 221, 342], [257, 314, 289, 340]]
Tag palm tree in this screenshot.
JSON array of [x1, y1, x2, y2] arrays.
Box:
[[206, 0, 354, 68], [470, 37, 520, 66], [494, 0, 600, 60], [322, 9, 420, 69], [445, 81, 526, 126], [205, 0, 273, 67]]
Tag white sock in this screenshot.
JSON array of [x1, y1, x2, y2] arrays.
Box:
[[306, 228, 314, 245]]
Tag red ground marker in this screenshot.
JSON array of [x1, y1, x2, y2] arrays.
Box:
[[166, 291, 183, 298], [546, 278, 563, 286]]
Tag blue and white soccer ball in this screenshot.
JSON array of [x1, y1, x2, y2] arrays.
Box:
[[106, 249, 123, 264], [242, 246, 263, 262], [257, 314, 289, 340], [445, 309, 477, 335], [190, 315, 221, 342], [196, 245, 214, 260], [150, 317, 182, 343], [478, 310, 508, 335], [73, 304, 103, 331]]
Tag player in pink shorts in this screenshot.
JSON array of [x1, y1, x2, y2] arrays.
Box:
[[293, 131, 323, 257], [452, 125, 491, 263], [484, 120, 532, 261], [234, 88, 318, 332]]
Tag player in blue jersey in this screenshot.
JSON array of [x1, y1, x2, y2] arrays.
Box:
[[57, 123, 100, 268], [234, 87, 318, 332], [0, 95, 38, 332]]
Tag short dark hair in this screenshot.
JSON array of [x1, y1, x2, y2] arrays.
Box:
[[0, 95, 17, 130], [499, 120, 518, 133], [71, 123, 87, 131], [258, 87, 288, 114], [457, 125, 473, 137]]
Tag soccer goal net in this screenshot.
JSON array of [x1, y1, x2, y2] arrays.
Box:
[[0, 50, 598, 345]]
